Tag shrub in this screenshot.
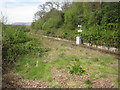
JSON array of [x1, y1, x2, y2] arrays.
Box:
[[2, 25, 45, 62]]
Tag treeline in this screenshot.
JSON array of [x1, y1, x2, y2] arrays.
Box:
[[31, 2, 120, 50]]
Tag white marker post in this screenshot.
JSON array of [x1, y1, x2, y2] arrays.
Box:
[[78, 29, 82, 33], [76, 25, 82, 45]]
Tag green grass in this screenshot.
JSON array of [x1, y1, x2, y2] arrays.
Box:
[[111, 78, 118, 88], [15, 55, 52, 81], [66, 81, 79, 88], [50, 81, 62, 88], [14, 33, 118, 88]]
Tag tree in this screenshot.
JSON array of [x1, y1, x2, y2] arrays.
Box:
[[0, 12, 7, 24], [61, 1, 72, 12], [33, 2, 57, 21]]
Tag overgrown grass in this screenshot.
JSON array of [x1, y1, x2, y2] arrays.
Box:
[[3, 25, 118, 88], [14, 33, 118, 88], [15, 55, 52, 81]]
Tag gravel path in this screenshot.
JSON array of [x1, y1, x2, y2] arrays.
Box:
[[2, 73, 49, 88], [2, 68, 115, 88], [51, 68, 90, 88], [51, 68, 114, 88]]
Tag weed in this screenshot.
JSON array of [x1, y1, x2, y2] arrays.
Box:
[[68, 63, 85, 76]]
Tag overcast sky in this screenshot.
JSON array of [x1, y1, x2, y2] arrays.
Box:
[[0, 0, 73, 24], [0, 0, 50, 24], [1, 0, 72, 24]]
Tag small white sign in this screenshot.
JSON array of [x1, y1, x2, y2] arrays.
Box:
[[78, 25, 82, 27], [78, 30, 82, 32]]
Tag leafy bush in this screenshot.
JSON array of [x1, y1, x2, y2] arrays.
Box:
[[4, 40, 45, 61], [2, 25, 45, 62], [33, 9, 64, 29], [3, 25, 31, 44], [68, 63, 85, 76]]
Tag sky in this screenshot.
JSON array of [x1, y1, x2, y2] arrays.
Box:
[[0, 0, 73, 24], [0, 0, 50, 24], [0, 0, 68, 24]]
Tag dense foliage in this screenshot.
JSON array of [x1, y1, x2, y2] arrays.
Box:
[[2, 25, 45, 62], [32, 9, 64, 36], [32, 2, 120, 51]]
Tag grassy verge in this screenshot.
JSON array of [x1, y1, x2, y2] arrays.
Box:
[[14, 34, 118, 88]]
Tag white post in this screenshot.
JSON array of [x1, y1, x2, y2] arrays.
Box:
[[76, 25, 82, 45], [76, 36, 81, 44]]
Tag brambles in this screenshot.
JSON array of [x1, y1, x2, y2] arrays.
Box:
[[2, 25, 45, 62]]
